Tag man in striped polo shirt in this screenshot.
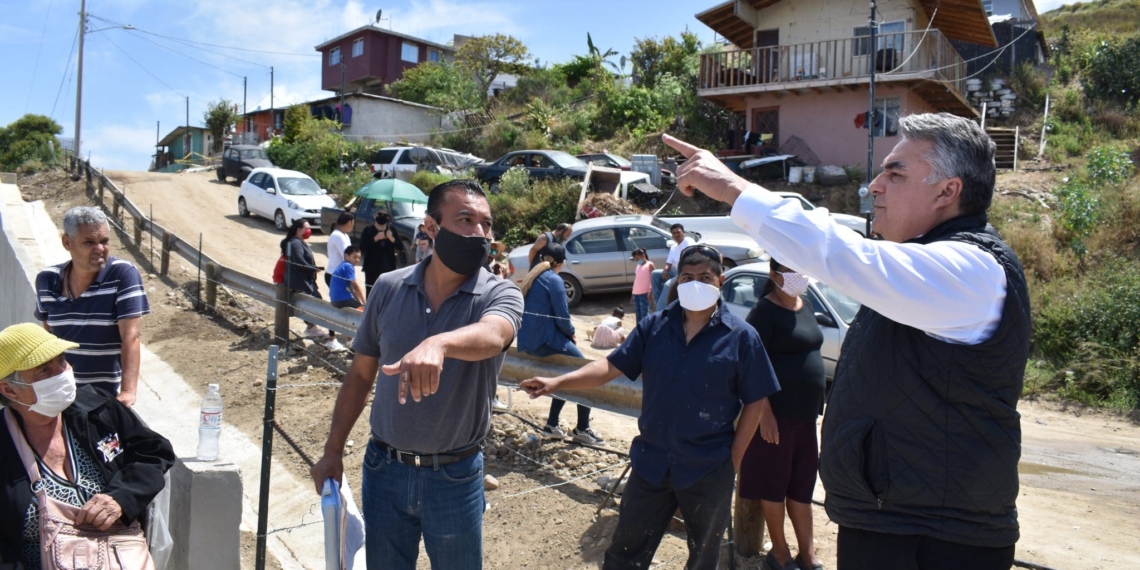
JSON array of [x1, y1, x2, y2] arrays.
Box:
[[34, 207, 150, 407]]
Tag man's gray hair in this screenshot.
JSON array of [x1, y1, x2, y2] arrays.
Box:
[[0, 371, 19, 407], [899, 112, 996, 216], [63, 206, 109, 237]]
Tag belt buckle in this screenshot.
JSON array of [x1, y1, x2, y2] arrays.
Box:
[[414, 455, 421, 467]]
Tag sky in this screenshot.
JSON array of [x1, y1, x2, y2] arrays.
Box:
[[0, 0, 1078, 171]]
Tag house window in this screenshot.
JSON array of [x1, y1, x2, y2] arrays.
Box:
[[982, 0, 994, 15], [401, 42, 418, 63], [854, 21, 906, 57], [352, 38, 364, 57], [428, 50, 440, 63], [329, 47, 341, 66], [871, 97, 900, 137]]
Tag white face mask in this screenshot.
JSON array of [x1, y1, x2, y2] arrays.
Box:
[[11, 367, 78, 417], [778, 271, 810, 298], [676, 281, 721, 311]]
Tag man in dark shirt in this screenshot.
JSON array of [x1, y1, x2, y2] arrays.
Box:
[[521, 245, 780, 570]]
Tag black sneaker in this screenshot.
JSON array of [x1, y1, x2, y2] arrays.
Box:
[[540, 425, 567, 439], [573, 428, 605, 445]]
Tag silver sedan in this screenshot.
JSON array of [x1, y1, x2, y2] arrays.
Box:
[[508, 215, 767, 307]]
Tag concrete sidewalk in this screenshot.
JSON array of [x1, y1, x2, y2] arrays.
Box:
[[135, 345, 332, 570]]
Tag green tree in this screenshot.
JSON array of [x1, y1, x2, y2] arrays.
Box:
[[388, 60, 482, 111], [1082, 35, 1140, 107], [282, 104, 311, 144], [586, 33, 621, 74], [203, 99, 238, 153], [0, 114, 62, 171], [456, 34, 531, 100], [630, 32, 701, 89]]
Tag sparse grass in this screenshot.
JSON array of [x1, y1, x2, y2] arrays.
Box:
[[1043, 0, 1140, 37]]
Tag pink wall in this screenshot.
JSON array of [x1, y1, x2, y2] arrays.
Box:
[[745, 84, 935, 169]]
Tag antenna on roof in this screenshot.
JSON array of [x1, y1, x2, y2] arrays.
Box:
[[374, 8, 391, 29]]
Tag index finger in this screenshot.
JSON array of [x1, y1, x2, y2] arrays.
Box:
[[662, 134, 703, 159]]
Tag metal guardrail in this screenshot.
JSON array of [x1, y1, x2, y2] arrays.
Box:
[[67, 155, 644, 417]]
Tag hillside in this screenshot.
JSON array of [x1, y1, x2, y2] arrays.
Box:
[[1042, 0, 1140, 36]]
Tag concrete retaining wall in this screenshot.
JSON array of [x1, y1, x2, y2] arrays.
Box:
[[0, 179, 244, 570]]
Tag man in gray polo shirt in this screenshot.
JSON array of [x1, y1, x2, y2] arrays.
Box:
[[311, 179, 523, 570]]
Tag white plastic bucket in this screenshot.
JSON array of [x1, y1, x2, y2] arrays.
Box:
[[802, 166, 816, 183], [788, 166, 803, 184]]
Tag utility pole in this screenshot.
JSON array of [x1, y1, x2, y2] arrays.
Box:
[[864, 0, 878, 237], [156, 121, 159, 145], [243, 76, 247, 115], [339, 61, 346, 116], [74, 0, 87, 165], [270, 66, 275, 135]]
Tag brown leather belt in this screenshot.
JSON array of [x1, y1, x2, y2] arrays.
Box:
[[370, 437, 480, 468]]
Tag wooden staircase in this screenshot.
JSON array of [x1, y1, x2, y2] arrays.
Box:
[[986, 127, 1019, 170]]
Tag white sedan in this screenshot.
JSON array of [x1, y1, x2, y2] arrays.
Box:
[[238, 168, 337, 231]]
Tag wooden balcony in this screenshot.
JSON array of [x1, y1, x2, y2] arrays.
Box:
[[698, 30, 975, 116]]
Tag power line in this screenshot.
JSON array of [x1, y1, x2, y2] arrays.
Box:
[[50, 27, 80, 121], [123, 27, 270, 68], [99, 32, 185, 96], [88, 13, 319, 58], [117, 28, 245, 78], [25, 0, 56, 112]]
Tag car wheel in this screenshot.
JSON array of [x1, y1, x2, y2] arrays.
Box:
[[488, 179, 501, 193], [561, 274, 583, 308], [238, 197, 250, 218], [217, 168, 225, 182], [274, 210, 287, 231]]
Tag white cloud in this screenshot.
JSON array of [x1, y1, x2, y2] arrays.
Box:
[[84, 123, 167, 170], [385, 0, 523, 42]]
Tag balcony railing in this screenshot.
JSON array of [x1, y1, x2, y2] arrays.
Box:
[[699, 30, 967, 98]]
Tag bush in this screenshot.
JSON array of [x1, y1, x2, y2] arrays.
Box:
[[1010, 63, 1047, 112], [1082, 35, 1140, 107], [316, 168, 374, 204], [1085, 147, 1134, 185], [487, 177, 580, 247], [497, 166, 530, 194], [409, 171, 454, 193], [16, 158, 47, 175]]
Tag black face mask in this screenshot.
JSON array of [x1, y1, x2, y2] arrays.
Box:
[[433, 226, 491, 276]]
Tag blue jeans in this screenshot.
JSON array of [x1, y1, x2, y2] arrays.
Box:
[[361, 439, 485, 570], [655, 278, 675, 313], [650, 268, 673, 312], [632, 294, 650, 324]]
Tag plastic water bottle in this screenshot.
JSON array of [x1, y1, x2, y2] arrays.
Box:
[[197, 384, 223, 461]]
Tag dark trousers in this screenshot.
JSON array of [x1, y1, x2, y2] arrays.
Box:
[[604, 460, 734, 570], [547, 398, 591, 431], [837, 526, 1015, 570]]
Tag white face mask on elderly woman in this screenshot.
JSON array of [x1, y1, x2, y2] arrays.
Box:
[[11, 367, 78, 417]]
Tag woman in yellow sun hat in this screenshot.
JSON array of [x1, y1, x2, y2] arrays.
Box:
[[0, 322, 175, 569]]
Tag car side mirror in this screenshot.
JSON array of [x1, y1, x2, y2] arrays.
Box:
[[320, 188, 328, 194], [266, 188, 275, 194], [815, 311, 837, 328]]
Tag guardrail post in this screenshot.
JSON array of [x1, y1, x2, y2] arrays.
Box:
[[204, 263, 218, 312], [97, 176, 105, 207], [274, 283, 290, 344], [160, 232, 174, 276], [132, 214, 143, 246], [112, 194, 121, 219], [254, 345, 279, 570]]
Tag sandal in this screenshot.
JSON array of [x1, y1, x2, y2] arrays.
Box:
[[763, 552, 801, 570], [795, 554, 824, 570]]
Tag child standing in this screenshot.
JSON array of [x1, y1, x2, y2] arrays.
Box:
[[414, 223, 433, 262], [630, 248, 655, 324]]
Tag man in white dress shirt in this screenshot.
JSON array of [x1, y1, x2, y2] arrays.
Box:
[[664, 113, 1031, 570], [650, 224, 696, 311]]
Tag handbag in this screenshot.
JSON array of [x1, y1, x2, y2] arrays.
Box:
[[4, 409, 155, 570]]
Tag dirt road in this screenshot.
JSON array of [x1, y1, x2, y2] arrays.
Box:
[[24, 169, 1140, 569]]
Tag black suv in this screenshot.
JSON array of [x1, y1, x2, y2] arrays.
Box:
[[217, 145, 273, 183]]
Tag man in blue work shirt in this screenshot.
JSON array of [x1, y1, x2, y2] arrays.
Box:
[[521, 245, 780, 570]]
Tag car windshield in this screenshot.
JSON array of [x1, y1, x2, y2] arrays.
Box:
[[240, 149, 268, 160], [649, 218, 673, 233], [546, 151, 587, 169], [607, 154, 632, 168], [815, 281, 861, 324], [278, 177, 322, 196], [389, 201, 428, 218]]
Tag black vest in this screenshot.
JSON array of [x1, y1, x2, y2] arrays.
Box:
[[818, 214, 1031, 548]]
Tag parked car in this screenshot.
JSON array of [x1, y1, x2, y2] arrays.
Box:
[[217, 145, 273, 183], [237, 168, 337, 231], [577, 152, 676, 187], [370, 146, 485, 179], [475, 150, 589, 190], [658, 191, 868, 237], [319, 197, 422, 263], [507, 214, 767, 307], [720, 263, 862, 387]]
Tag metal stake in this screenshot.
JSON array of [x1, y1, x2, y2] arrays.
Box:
[[196, 233, 203, 310], [254, 345, 280, 570], [149, 205, 154, 269]]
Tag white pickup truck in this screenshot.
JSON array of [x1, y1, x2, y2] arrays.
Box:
[[658, 191, 868, 236]]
